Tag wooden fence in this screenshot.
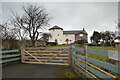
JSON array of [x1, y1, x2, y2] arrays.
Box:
[[0, 49, 20, 63], [21, 47, 71, 65], [72, 43, 120, 79]]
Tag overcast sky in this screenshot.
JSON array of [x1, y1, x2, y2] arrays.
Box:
[[2, 2, 119, 42]]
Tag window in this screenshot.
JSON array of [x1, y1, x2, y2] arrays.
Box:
[[79, 34, 83, 37], [58, 34, 59, 36], [60, 39, 62, 42], [55, 39, 57, 43], [66, 35, 68, 37]]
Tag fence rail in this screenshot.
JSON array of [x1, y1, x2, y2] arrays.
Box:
[[72, 44, 120, 79], [0, 49, 20, 64]]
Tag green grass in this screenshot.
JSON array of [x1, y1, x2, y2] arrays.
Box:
[[88, 46, 115, 50], [87, 46, 115, 63], [52, 45, 68, 47], [88, 53, 109, 62]]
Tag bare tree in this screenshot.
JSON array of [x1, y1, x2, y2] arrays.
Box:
[[11, 19, 28, 41], [1, 22, 16, 39], [11, 4, 51, 46], [1, 22, 20, 50]]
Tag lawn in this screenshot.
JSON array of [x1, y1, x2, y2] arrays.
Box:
[[52, 45, 68, 47], [88, 46, 115, 50], [87, 46, 115, 63]]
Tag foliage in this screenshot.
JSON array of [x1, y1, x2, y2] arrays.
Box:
[[91, 31, 101, 45], [100, 31, 116, 46], [75, 39, 87, 46], [46, 42, 57, 46], [91, 31, 116, 46], [41, 33, 51, 41]]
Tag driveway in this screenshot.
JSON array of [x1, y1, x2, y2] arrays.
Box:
[[2, 62, 74, 78]]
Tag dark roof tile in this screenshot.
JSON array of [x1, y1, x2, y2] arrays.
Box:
[[49, 25, 63, 30], [63, 30, 87, 35]]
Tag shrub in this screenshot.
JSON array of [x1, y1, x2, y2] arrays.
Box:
[[46, 42, 57, 46], [105, 42, 111, 46], [75, 39, 87, 46]]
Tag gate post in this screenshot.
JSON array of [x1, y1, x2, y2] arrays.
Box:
[[84, 43, 88, 57], [115, 42, 120, 79], [71, 45, 75, 67], [21, 47, 25, 63], [68, 45, 72, 66]]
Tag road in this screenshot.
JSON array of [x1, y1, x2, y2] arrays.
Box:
[[2, 62, 74, 78]]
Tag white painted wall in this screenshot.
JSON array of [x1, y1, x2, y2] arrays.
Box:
[[63, 34, 75, 44], [49, 29, 64, 44], [49, 29, 75, 44]]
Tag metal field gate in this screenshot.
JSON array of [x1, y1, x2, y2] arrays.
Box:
[[21, 47, 71, 65]]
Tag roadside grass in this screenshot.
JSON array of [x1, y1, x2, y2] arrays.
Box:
[[56, 66, 76, 78]]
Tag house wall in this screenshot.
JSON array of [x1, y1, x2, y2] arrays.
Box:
[[63, 34, 75, 44], [49, 29, 88, 44], [49, 29, 64, 44], [75, 33, 88, 41]]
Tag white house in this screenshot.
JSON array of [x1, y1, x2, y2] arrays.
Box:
[[48, 25, 88, 44]]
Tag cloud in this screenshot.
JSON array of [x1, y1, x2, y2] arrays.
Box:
[[2, 2, 118, 42]]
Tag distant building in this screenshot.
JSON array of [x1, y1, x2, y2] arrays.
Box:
[[48, 25, 88, 44]]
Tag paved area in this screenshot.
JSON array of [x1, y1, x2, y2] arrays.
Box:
[[2, 62, 72, 78]]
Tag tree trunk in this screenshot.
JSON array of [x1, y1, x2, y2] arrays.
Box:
[[31, 40, 35, 47]]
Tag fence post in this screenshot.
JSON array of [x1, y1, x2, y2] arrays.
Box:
[[68, 45, 71, 66], [71, 45, 75, 67], [21, 47, 25, 63], [84, 43, 88, 57], [115, 42, 120, 79]]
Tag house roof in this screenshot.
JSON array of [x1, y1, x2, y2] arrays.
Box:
[[49, 25, 87, 35], [63, 30, 88, 35], [49, 25, 63, 30]]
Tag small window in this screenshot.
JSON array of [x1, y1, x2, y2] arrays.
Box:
[[53, 29, 55, 31], [79, 34, 83, 37], [58, 34, 59, 36], [66, 35, 68, 37], [60, 39, 62, 42]]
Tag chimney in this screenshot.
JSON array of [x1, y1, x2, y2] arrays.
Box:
[[83, 28, 85, 31]]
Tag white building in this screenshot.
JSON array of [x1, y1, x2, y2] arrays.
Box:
[[48, 25, 88, 45]]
